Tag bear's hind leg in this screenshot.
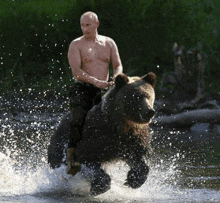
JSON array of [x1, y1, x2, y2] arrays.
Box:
[[87, 163, 111, 196], [125, 160, 149, 189]]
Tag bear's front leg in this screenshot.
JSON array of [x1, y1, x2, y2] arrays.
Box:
[[87, 163, 111, 196], [125, 160, 149, 189]]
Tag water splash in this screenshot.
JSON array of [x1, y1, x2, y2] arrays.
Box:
[[0, 152, 68, 196], [94, 161, 220, 203], [0, 107, 219, 202], [0, 151, 220, 202]]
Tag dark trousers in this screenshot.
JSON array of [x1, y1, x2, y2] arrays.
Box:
[[68, 82, 101, 149]]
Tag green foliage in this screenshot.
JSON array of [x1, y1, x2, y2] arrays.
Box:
[[0, 0, 220, 95]]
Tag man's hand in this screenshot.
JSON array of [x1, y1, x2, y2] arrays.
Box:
[[94, 80, 114, 90]]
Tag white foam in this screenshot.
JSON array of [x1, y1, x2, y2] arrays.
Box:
[[0, 153, 220, 202], [0, 152, 70, 196]]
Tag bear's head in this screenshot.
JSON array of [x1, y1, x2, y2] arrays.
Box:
[[102, 72, 156, 124]]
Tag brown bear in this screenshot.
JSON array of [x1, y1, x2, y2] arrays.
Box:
[[48, 72, 156, 196]]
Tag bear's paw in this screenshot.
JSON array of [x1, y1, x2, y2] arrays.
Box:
[[124, 162, 149, 189]]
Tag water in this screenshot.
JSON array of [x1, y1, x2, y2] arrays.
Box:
[[0, 98, 219, 202]]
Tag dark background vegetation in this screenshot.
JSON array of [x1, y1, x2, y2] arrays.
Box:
[[1, 0, 220, 99]]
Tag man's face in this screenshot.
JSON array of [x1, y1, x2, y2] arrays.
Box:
[[80, 16, 98, 38]]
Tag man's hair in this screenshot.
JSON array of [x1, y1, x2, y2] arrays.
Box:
[[80, 11, 99, 23]]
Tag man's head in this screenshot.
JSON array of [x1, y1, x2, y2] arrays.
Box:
[[80, 11, 99, 39]]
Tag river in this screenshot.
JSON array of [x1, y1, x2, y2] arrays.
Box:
[[0, 97, 219, 202]]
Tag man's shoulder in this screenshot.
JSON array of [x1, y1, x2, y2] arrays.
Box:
[[99, 35, 113, 41], [70, 36, 84, 47], [98, 35, 115, 46]]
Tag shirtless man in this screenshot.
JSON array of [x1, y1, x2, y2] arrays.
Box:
[[67, 11, 123, 175]]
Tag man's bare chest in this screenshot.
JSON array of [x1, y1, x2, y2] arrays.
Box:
[[80, 42, 111, 64]]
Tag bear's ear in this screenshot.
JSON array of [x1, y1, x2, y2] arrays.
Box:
[[115, 73, 129, 89], [142, 72, 156, 88]]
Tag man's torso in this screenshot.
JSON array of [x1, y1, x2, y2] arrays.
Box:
[[78, 35, 112, 81]]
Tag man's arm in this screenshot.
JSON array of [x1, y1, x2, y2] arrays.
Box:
[[109, 39, 123, 78], [68, 40, 111, 89]]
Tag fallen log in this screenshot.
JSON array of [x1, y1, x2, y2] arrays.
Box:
[[152, 109, 220, 128]]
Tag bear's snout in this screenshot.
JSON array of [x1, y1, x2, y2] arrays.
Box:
[[147, 108, 155, 118]]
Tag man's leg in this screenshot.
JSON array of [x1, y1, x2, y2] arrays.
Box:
[[67, 106, 88, 175], [67, 83, 101, 175]]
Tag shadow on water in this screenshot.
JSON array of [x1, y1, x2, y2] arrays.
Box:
[[0, 97, 220, 202]]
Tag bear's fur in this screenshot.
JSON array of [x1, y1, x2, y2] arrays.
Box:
[[76, 73, 156, 163], [48, 72, 156, 195]]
